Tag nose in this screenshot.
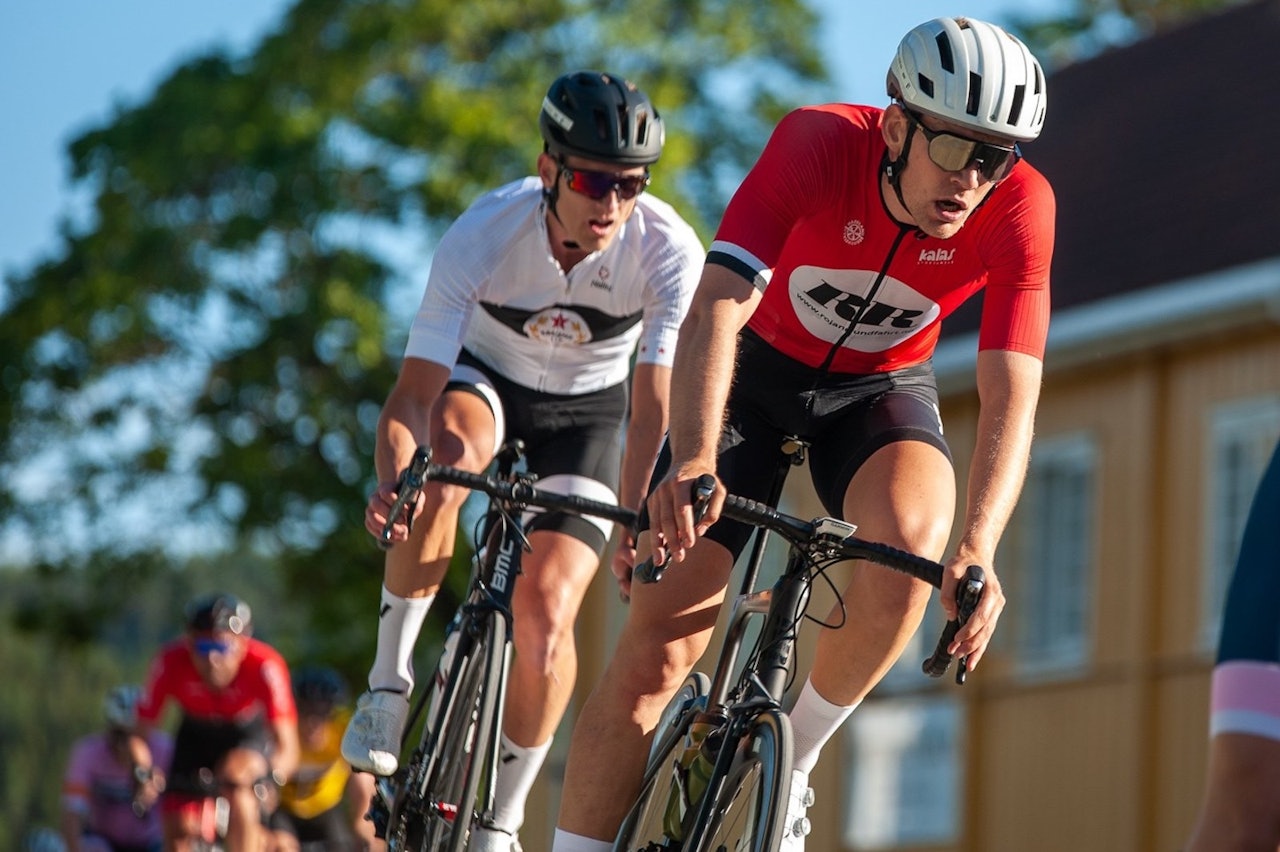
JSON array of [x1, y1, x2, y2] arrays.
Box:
[[597, 186, 625, 208], [950, 164, 983, 190]]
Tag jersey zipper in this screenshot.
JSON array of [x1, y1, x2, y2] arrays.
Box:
[[805, 223, 917, 412]]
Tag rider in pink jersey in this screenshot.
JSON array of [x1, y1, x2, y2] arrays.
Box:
[[553, 18, 1053, 852], [61, 685, 172, 852]]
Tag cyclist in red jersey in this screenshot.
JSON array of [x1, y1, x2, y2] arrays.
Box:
[[137, 593, 299, 851], [553, 18, 1053, 852]]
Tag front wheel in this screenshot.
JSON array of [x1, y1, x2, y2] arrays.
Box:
[[614, 672, 712, 852], [702, 709, 793, 852], [393, 612, 507, 852]]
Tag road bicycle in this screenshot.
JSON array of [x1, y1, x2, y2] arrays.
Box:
[[165, 766, 278, 852], [367, 440, 638, 852], [614, 442, 984, 852]]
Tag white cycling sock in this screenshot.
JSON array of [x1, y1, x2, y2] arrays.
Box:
[[489, 733, 552, 832], [368, 586, 433, 694], [550, 828, 612, 852], [788, 677, 858, 775]]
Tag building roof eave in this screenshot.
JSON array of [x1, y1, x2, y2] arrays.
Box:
[[933, 255, 1280, 397]]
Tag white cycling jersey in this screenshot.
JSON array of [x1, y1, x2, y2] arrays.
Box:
[[404, 177, 703, 395]]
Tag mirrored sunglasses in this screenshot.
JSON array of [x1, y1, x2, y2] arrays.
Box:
[[192, 637, 231, 656], [907, 109, 1021, 183], [559, 163, 650, 201]]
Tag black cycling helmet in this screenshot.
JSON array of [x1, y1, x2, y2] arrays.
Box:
[[184, 592, 252, 635], [539, 70, 665, 166], [292, 665, 348, 716]]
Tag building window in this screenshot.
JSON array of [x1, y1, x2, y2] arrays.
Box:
[[843, 696, 962, 849], [1011, 433, 1096, 675], [1202, 396, 1280, 649]]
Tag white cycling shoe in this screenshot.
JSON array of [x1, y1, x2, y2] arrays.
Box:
[[341, 689, 409, 776], [470, 824, 523, 852], [779, 768, 814, 852]]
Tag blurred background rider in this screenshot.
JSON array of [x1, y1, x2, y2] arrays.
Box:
[[137, 592, 299, 851], [61, 684, 172, 852], [269, 665, 383, 851]]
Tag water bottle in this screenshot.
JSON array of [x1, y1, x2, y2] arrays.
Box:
[[662, 710, 726, 840]]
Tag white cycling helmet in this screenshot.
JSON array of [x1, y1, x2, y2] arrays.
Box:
[[103, 684, 142, 729], [889, 17, 1047, 142]]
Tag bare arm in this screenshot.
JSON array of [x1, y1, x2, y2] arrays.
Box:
[[648, 264, 761, 561], [366, 356, 451, 541], [946, 348, 1042, 669], [269, 716, 301, 785], [611, 362, 672, 595]]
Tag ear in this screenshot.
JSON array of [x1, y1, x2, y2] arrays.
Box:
[[882, 104, 910, 159], [537, 152, 558, 189]]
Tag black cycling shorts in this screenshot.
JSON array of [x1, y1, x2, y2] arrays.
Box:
[[448, 349, 627, 557], [648, 328, 952, 560], [167, 713, 271, 791]]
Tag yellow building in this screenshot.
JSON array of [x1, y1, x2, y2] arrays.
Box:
[[524, 2, 1280, 850]]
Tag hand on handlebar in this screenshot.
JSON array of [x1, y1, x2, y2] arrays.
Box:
[[632, 473, 718, 589], [612, 528, 640, 602], [646, 468, 722, 568], [921, 557, 1005, 682], [943, 556, 1005, 673], [370, 446, 432, 548]]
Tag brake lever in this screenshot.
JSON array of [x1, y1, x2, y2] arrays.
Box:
[[921, 565, 986, 684], [378, 447, 431, 550], [634, 474, 717, 585]]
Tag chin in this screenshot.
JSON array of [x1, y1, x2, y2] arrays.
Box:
[[925, 220, 966, 240]]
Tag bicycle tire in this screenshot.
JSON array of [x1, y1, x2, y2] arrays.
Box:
[[702, 709, 793, 852], [395, 611, 507, 852], [614, 673, 711, 851]]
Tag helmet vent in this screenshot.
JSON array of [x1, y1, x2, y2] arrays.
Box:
[[634, 108, 650, 146], [935, 32, 955, 73], [917, 74, 935, 98], [966, 73, 982, 116], [1007, 85, 1026, 126]]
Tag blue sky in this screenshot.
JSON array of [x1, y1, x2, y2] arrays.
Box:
[[0, 0, 1068, 279]]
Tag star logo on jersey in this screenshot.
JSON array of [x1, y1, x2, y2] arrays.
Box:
[[843, 220, 865, 245], [524, 308, 591, 345]]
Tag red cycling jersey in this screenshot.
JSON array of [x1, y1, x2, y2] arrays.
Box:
[[710, 104, 1055, 374], [136, 638, 296, 725]]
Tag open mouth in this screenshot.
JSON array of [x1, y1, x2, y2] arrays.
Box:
[[935, 199, 967, 221]]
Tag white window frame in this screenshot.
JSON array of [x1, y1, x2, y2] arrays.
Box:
[[1011, 432, 1097, 676], [1201, 396, 1280, 649], [843, 695, 963, 849]]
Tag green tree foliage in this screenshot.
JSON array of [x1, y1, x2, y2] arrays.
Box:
[[1009, 0, 1243, 67], [0, 0, 826, 679]]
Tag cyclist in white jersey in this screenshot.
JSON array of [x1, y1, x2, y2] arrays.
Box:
[[341, 70, 703, 852]]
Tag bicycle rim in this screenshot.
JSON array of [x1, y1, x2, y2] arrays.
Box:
[[615, 673, 711, 852], [396, 612, 506, 852], [703, 709, 792, 852]]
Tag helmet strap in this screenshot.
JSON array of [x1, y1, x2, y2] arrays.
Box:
[[882, 137, 913, 222], [541, 185, 581, 251]]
